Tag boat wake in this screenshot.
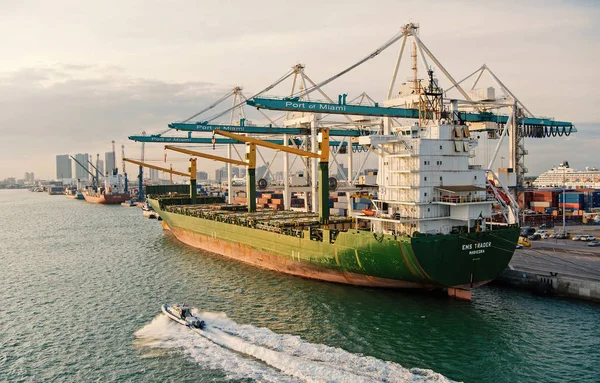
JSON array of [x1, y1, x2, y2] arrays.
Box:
[[135, 311, 455, 383]]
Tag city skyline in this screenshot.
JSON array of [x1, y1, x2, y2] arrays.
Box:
[[0, 1, 599, 180]]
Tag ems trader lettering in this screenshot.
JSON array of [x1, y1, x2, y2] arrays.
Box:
[[461, 242, 491, 251]]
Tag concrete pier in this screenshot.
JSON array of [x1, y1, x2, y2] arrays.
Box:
[[495, 239, 600, 303]]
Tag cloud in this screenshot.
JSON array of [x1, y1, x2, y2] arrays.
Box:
[[0, 66, 230, 179], [0, 0, 599, 180]]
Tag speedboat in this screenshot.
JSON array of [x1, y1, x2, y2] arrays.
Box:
[[161, 303, 205, 329]]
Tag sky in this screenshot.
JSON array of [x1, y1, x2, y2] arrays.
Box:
[[0, 0, 599, 180]]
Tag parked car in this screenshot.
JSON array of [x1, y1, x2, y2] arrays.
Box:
[[580, 235, 596, 241], [528, 233, 542, 241], [539, 223, 553, 229], [535, 231, 549, 239], [520, 227, 536, 236], [572, 235, 582, 241], [587, 241, 600, 247]]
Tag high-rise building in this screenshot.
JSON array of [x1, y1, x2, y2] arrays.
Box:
[[149, 168, 159, 181], [196, 171, 208, 181], [105, 152, 116, 176], [96, 160, 104, 178], [215, 166, 243, 182], [56, 154, 72, 179], [24, 172, 35, 184], [74, 153, 89, 180]]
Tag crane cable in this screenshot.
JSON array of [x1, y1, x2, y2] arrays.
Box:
[[291, 30, 406, 99], [180, 89, 236, 123], [204, 68, 296, 123], [166, 29, 404, 129]]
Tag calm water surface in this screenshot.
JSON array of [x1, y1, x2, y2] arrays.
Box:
[[1, 190, 598, 382]]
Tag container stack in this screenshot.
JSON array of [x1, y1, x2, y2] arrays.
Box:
[[330, 193, 348, 216], [529, 190, 559, 213], [233, 190, 247, 205], [257, 192, 284, 210], [559, 192, 585, 210]]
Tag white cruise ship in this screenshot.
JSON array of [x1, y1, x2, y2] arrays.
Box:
[[533, 161, 600, 189]]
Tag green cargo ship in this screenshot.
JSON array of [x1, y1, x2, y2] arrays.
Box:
[[148, 118, 521, 299], [151, 197, 519, 292]]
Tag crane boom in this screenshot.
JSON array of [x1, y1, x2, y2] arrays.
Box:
[[87, 159, 102, 177], [214, 129, 330, 222], [70, 155, 97, 181], [168, 122, 369, 137], [123, 158, 190, 178], [213, 129, 328, 161], [128, 135, 353, 147], [164, 144, 257, 212], [164, 145, 250, 167], [248, 97, 575, 130], [123, 158, 197, 203]]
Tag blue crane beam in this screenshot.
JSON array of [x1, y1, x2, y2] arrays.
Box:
[[128, 135, 356, 147], [247, 97, 575, 131], [168, 122, 369, 137]]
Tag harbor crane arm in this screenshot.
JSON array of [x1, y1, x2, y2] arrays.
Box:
[[123, 158, 198, 203], [129, 134, 352, 147], [213, 129, 328, 161], [87, 160, 104, 178], [214, 129, 330, 223], [168, 122, 367, 137], [248, 98, 575, 130], [164, 145, 249, 167], [70, 155, 97, 181], [165, 144, 258, 213], [123, 158, 191, 178]]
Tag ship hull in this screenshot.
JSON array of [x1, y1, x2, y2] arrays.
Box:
[[150, 199, 520, 290], [84, 193, 130, 204]]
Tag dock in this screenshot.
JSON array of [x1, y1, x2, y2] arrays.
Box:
[[495, 234, 600, 302]]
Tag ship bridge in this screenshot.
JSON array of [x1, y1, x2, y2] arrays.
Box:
[[433, 185, 492, 205]]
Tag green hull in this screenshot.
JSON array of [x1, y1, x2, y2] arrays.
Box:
[[150, 198, 519, 289]]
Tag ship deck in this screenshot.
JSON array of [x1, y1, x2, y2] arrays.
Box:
[[161, 202, 355, 237]]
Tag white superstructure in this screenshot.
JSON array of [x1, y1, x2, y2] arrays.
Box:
[[533, 161, 600, 189], [358, 121, 495, 236]]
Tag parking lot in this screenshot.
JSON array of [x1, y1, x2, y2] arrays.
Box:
[[513, 235, 600, 281]]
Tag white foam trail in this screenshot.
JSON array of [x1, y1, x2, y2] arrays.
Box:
[[135, 311, 456, 383]]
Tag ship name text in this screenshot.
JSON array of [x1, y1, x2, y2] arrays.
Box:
[[462, 242, 491, 255]]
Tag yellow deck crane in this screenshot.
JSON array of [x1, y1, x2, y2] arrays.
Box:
[[212, 129, 330, 223], [163, 144, 256, 211], [123, 158, 197, 203]]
